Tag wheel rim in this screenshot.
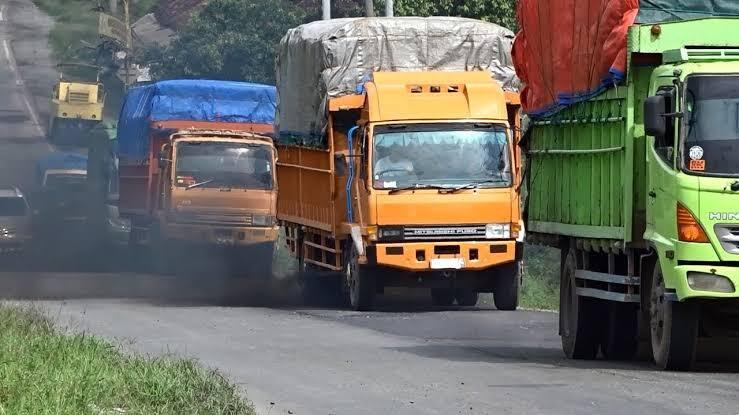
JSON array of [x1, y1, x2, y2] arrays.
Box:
[[650, 269, 666, 347]]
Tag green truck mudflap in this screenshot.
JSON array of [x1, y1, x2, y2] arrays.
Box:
[[649, 175, 739, 301]]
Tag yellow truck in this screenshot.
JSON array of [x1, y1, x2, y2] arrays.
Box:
[[276, 18, 523, 310], [48, 65, 105, 146]]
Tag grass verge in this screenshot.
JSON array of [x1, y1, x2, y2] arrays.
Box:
[[519, 245, 560, 311], [0, 304, 255, 415]]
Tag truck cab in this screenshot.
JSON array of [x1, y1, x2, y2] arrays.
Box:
[[35, 152, 89, 230], [49, 78, 105, 147], [645, 56, 739, 301], [155, 130, 278, 251], [279, 71, 523, 309]]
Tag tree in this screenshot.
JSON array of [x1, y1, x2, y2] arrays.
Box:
[[389, 0, 518, 30], [145, 0, 518, 83], [145, 0, 306, 83]]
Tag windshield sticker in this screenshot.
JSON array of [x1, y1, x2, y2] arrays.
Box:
[[688, 146, 704, 161], [383, 181, 398, 189], [689, 159, 706, 171]]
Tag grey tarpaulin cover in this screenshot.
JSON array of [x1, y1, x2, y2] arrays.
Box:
[[276, 17, 518, 146]]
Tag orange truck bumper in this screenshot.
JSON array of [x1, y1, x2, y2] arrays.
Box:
[[163, 223, 279, 247], [373, 240, 520, 272]]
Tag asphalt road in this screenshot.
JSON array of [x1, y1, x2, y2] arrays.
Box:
[[1, 1, 738, 415]]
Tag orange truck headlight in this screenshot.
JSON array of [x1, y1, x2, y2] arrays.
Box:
[[677, 203, 709, 243]]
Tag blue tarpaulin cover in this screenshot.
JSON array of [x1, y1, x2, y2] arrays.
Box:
[[36, 152, 88, 180], [116, 80, 277, 165]]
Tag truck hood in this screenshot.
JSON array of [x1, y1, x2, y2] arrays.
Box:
[[374, 189, 513, 226], [698, 177, 739, 261], [170, 188, 276, 214]]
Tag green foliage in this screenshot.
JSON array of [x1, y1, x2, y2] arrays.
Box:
[[146, 0, 306, 83], [388, 0, 518, 30], [0, 305, 255, 415], [147, 0, 518, 83], [520, 245, 560, 310]]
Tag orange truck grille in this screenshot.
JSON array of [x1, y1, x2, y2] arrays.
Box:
[[401, 225, 487, 240], [173, 212, 253, 227]]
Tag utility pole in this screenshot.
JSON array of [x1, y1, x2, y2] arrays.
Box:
[[122, 0, 133, 90], [385, 0, 393, 17], [364, 0, 375, 17], [322, 0, 330, 20]]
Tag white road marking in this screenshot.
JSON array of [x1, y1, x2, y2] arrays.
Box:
[[2, 38, 12, 68], [2, 37, 46, 138], [0, 4, 6, 22]]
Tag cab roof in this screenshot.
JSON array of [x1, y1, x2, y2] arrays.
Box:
[[0, 187, 24, 198], [363, 71, 509, 123]]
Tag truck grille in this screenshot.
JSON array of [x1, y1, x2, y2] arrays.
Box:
[[403, 225, 487, 241], [68, 92, 90, 104], [174, 212, 253, 227], [715, 225, 739, 254]]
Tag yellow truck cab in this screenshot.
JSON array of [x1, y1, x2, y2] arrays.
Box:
[[49, 77, 105, 146], [155, 130, 278, 251]]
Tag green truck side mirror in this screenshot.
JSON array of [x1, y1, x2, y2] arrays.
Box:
[[644, 95, 667, 139]]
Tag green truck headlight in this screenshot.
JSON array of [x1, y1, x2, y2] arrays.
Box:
[[687, 272, 735, 293]]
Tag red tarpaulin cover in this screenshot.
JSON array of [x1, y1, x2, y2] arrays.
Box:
[[513, 0, 639, 117]]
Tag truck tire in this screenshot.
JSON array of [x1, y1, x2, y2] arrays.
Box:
[[493, 261, 520, 311], [601, 302, 639, 360], [431, 289, 455, 306], [345, 245, 375, 311], [650, 262, 699, 371], [455, 289, 479, 307], [561, 249, 601, 359]]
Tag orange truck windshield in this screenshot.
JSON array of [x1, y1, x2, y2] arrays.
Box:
[[372, 124, 512, 190], [174, 142, 274, 190]]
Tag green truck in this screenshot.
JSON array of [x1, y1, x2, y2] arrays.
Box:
[[516, 14, 739, 369]]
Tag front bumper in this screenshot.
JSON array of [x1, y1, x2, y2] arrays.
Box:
[[373, 240, 521, 272], [163, 222, 279, 246], [667, 263, 739, 300], [0, 235, 30, 253]]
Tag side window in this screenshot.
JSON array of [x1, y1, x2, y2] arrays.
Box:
[[654, 86, 676, 165]]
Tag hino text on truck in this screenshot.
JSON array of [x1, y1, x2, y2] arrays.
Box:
[[515, 0, 739, 369], [276, 17, 524, 310]]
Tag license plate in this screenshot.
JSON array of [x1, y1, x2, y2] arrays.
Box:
[[215, 230, 234, 245], [430, 258, 465, 270]]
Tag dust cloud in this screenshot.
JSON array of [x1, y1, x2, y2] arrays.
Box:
[[0, 225, 303, 307]]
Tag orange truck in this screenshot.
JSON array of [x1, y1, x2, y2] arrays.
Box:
[[109, 80, 279, 276], [276, 18, 523, 310]]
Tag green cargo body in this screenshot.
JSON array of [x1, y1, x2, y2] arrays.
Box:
[[527, 86, 637, 244], [524, 18, 739, 370]]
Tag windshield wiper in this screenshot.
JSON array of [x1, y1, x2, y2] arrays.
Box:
[[388, 183, 447, 195], [186, 179, 215, 190], [445, 179, 503, 194]]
